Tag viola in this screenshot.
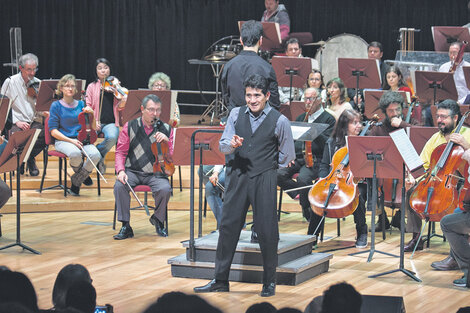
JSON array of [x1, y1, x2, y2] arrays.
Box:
[[151, 140, 175, 176], [409, 111, 470, 221], [77, 112, 97, 145], [103, 76, 128, 100], [308, 116, 379, 219], [27, 79, 40, 99], [303, 97, 321, 168]]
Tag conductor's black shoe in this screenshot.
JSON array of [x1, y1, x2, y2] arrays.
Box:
[[390, 210, 401, 229], [251, 230, 259, 244], [374, 214, 390, 232], [150, 215, 168, 237], [83, 176, 93, 186], [69, 184, 80, 196], [113, 225, 134, 240], [194, 279, 229, 293], [260, 283, 276, 297], [27, 159, 39, 176]]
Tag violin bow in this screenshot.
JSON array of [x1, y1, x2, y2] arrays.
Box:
[[124, 179, 145, 208], [79, 146, 107, 183]]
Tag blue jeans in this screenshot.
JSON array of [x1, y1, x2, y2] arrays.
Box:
[[205, 170, 225, 228], [55, 140, 101, 172], [96, 123, 119, 158]]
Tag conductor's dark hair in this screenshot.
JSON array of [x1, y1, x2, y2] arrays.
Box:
[[142, 94, 162, 109], [241, 20, 263, 47], [244, 74, 269, 95], [379, 91, 405, 113], [437, 99, 462, 121], [321, 282, 362, 313], [368, 41, 383, 52]]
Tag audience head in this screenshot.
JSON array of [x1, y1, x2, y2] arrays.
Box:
[[457, 307, 470, 313], [65, 281, 97, 313], [246, 302, 277, 313], [95, 58, 112, 81], [285, 38, 301, 57], [0, 270, 38, 312], [52, 264, 92, 310], [320, 282, 362, 313], [148, 72, 171, 90], [142, 291, 221, 313], [277, 308, 302, 313], [368, 41, 383, 60], [0, 302, 34, 313], [241, 20, 264, 47]]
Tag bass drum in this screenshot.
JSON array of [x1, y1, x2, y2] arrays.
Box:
[[315, 33, 368, 83]]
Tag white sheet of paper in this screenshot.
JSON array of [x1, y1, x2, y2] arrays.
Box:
[[291, 125, 310, 140], [389, 128, 423, 171]]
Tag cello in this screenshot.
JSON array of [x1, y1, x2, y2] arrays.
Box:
[[409, 110, 470, 221], [308, 116, 379, 219]]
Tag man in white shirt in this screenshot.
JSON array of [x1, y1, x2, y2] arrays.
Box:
[[439, 41, 470, 104]]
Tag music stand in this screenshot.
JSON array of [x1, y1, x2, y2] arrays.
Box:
[[121, 90, 173, 126], [35, 79, 84, 112], [0, 96, 11, 131], [432, 26, 470, 52], [272, 56, 312, 103], [413, 71, 457, 106], [363, 90, 410, 120], [347, 136, 401, 262], [0, 129, 41, 254], [280, 101, 305, 121], [338, 58, 382, 109], [238, 21, 281, 51], [368, 129, 423, 282]]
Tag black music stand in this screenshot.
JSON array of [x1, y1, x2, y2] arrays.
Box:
[[280, 101, 306, 121], [338, 58, 382, 109], [35, 79, 84, 112], [0, 129, 41, 254], [414, 71, 457, 106], [347, 136, 401, 262], [121, 90, 173, 126], [369, 129, 423, 282], [432, 26, 470, 52], [363, 90, 410, 120], [272, 56, 312, 103]]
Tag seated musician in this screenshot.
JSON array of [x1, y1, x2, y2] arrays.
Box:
[[325, 78, 354, 120], [49, 74, 102, 196], [439, 42, 470, 104], [278, 38, 304, 105], [405, 99, 470, 253], [277, 87, 335, 220], [261, 0, 290, 41], [308, 109, 368, 248], [0, 135, 11, 210], [148, 72, 180, 128], [199, 165, 225, 230], [86, 58, 127, 174], [439, 156, 470, 288], [0, 53, 46, 177], [369, 91, 419, 231], [302, 70, 327, 104], [113, 94, 173, 240]]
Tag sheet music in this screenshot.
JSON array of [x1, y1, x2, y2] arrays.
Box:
[[389, 128, 424, 172]]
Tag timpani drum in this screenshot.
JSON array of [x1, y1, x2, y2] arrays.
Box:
[[315, 33, 369, 83]]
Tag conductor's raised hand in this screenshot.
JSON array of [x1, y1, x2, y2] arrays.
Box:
[[230, 135, 244, 148]]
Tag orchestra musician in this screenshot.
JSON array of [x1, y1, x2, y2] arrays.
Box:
[[405, 99, 470, 253], [0, 135, 11, 211], [85, 58, 127, 174], [325, 78, 353, 120], [199, 165, 226, 230], [148, 72, 180, 128], [369, 91, 419, 231], [277, 87, 336, 220], [194, 74, 295, 297], [382, 66, 412, 94], [367, 41, 389, 82], [0, 53, 46, 177], [49, 74, 101, 196], [113, 94, 173, 240], [221, 20, 280, 114], [278, 38, 304, 106], [302, 70, 327, 104], [261, 0, 290, 41], [308, 109, 368, 248], [438, 41, 470, 104]]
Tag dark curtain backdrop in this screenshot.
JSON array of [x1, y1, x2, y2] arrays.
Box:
[[1, 0, 469, 113]]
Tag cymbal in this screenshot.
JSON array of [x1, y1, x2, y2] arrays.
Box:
[[304, 40, 339, 46], [204, 51, 237, 61]]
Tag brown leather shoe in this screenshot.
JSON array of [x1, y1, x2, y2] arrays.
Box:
[[431, 255, 459, 271], [404, 233, 424, 252]]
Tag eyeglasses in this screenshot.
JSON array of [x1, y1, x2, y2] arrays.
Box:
[[63, 85, 76, 89], [436, 114, 451, 120], [305, 96, 320, 102], [146, 107, 161, 114], [152, 83, 167, 89], [23, 67, 38, 73]]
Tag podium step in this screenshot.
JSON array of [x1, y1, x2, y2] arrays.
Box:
[[168, 231, 333, 285]]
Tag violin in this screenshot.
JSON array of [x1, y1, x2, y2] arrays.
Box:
[[308, 116, 379, 219], [409, 110, 470, 221], [151, 120, 175, 176], [103, 76, 128, 100], [77, 111, 97, 145], [27, 79, 40, 99]]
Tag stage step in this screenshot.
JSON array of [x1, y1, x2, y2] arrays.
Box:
[[168, 231, 333, 285]]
